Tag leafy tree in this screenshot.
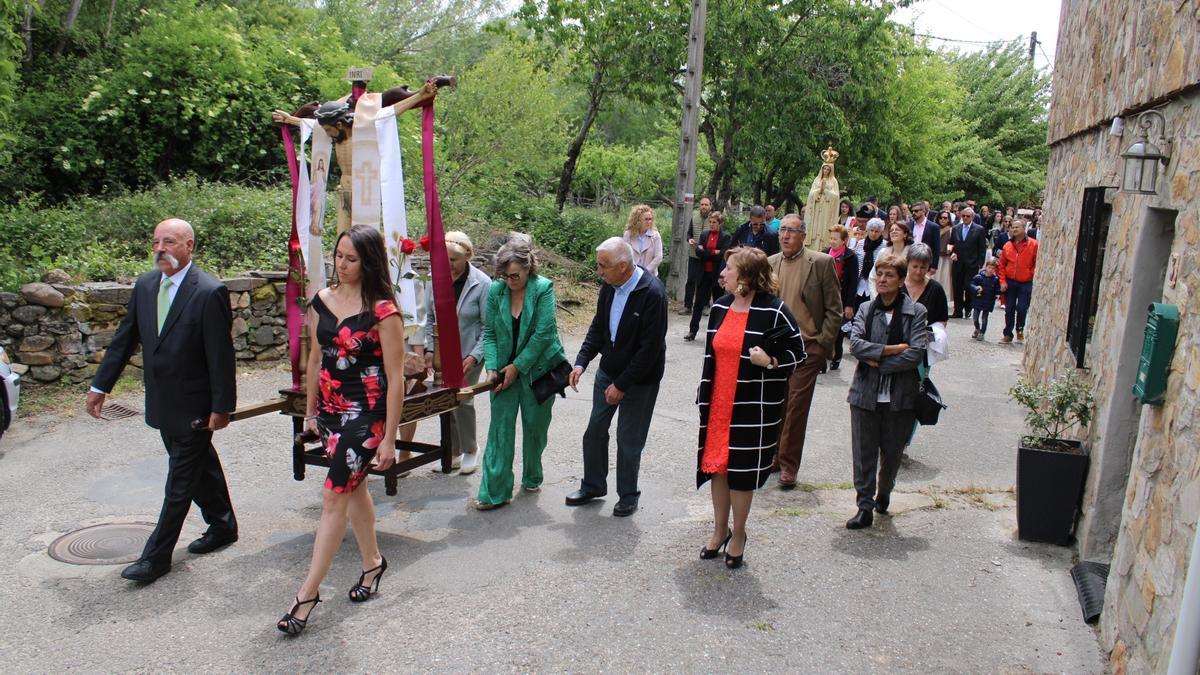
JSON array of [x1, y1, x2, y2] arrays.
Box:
[[518, 0, 685, 210], [947, 40, 1051, 206], [436, 39, 569, 200]]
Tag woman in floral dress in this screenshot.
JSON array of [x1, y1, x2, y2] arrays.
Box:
[[277, 225, 406, 635]]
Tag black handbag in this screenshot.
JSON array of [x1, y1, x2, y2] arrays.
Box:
[[760, 324, 799, 361], [530, 359, 573, 404], [915, 376, 947, 426]]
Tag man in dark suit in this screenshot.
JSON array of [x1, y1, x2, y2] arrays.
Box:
[[87, 218, 238, 582], [949, 206, 988, 319], [566, 238, 668, 517], [907, 202, 943, 270]]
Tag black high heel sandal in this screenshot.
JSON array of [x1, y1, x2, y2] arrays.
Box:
[[700, 532, 733, 560], [277, 594, 321, 635], [725, 533, 748, 569], [349, 556, 388, 602]]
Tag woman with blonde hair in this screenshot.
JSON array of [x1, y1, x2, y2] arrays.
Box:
[[622, 204, 663, 274], [422, 230, 492, 474]]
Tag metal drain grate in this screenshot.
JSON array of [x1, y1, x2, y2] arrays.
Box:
[[48, 523, 155, 565], [100, 403, 140, 421]]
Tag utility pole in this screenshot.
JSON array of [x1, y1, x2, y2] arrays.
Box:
[[1028, 31, 1038, 61], [667, 0, 708, 302]]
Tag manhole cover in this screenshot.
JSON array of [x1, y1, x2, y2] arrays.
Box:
[[48, 523, 155, 565], [100, 403, 140, 421]]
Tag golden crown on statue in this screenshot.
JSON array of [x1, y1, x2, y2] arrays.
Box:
[[821, 144, 840, 165]]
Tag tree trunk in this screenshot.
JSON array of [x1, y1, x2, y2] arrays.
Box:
[[555, 65, 605, 212], [104, 0, 118, 45], [53, 0, 84, 57], [23, 2, 33, 64]]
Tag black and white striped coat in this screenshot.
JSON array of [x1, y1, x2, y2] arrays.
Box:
[[696, 292, 806, 491]]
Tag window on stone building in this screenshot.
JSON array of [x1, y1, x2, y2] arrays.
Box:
[[1066, 187, 1111, 368]]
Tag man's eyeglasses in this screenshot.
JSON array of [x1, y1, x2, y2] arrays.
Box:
[[779, 227, 805, 235]]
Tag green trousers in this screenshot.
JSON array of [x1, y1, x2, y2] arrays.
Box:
[[476, 379, 555, 505]]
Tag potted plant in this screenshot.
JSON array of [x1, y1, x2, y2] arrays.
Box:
[[1009, 372, 1095, 545]]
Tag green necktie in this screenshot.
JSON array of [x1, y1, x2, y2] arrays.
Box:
[[157, 277, 173, 334]]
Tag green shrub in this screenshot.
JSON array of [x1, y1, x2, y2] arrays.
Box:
[[0, 177, 298, 290]]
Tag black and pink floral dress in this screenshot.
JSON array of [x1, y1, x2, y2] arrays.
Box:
[[312, 296, 400, 493]]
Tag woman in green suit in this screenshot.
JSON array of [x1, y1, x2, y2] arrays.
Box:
[[475, 235, 567, 510]]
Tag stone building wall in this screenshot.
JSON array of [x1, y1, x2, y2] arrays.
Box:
[[1047, 0, 1200, 144], [1025, 2, 1200, 671], [0, 270, 292, 385]]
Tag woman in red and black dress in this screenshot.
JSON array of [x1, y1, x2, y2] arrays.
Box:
[[695, 247, 805, 568], [277, 225, 406, 636], [685, 211, 732, 341]]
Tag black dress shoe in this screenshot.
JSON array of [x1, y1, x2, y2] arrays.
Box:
[[682, 332, 696, 342], [565, 489, 604, 506], [612, 501, 638, 517], [121, 559, 171, 582], [845, 509, 874, 530], [187, 530, 238, 555], [874, 500, 889, 514], [829, 360, 840, 371]]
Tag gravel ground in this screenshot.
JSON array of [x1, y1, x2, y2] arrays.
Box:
[[0, 312, 1104, 673]]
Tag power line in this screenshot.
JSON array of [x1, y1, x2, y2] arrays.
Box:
[[930, 0, 1007, 41], [913, 32, 1011, 46]]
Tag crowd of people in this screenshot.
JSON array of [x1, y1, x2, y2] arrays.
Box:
[[85, 195, 1039, 635]]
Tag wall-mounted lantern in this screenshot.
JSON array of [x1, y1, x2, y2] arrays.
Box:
[[1120, 110, 1173, 195]]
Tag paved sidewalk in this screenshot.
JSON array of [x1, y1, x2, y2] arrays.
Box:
[[0, 314, 1104, 672]]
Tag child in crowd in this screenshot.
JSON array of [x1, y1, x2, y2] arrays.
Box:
[[969, 260, 1002, 340]]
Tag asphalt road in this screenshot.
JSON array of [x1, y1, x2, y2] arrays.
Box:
[[0, 312, 1105, 673]]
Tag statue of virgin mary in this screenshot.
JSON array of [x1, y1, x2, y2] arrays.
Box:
[[805, 145, 841, 252]]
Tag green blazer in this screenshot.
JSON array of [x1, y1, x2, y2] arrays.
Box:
[[482, 275, 567, 385]]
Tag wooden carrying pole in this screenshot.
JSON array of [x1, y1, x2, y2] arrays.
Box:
[[667, 0, 708, 301]]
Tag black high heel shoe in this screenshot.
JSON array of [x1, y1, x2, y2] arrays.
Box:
[[725, 533, 748, 569], [277, 594, 321, 635], [700, 532, 733, 560], [349, 556, 388, 602]]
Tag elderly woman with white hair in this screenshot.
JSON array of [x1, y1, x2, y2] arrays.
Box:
[[423, 231, 492, 474], [854, 217, 887, 301]]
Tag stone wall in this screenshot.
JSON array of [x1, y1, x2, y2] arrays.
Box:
[[0, 270, 292, 385], [1048, 0, 1200, 143], [1025, 61, 1200, 675]]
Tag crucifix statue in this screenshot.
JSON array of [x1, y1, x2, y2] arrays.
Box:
[[271, 69, 455, 234]]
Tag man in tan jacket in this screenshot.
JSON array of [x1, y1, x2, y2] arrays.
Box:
[[768, 214, 844, 488]]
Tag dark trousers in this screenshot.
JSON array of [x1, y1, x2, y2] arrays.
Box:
[[1003, 280, 1033, 337], [688, 270, 721, 335], [951, 261, 978, 317], [580, 368, 661, 503], [776, 343, 826, 475], [833, 327, 846, 363], [683, 257, 701, 309], [850, 405, 916, 510], [972, 308, 992, 335], [141, 429, 237, 565]]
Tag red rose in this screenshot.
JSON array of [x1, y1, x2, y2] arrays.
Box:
[[419, 236, 430, 251], [401, 238, 417, 254]]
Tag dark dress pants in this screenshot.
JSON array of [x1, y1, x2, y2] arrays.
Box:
[[580, 368, 661, 504], [141, 429, 238, 565], [688, 270, 721, 335], [683, 257, 701, 309], [951, 261, 974, 317], [850, 405, 916, 511]]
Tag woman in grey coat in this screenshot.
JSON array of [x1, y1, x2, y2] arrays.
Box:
[[424, 231, 491, 474], [846, 253, 928, 530]]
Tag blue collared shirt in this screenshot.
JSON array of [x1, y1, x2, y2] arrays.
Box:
[[609, 265, 643, 343]]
